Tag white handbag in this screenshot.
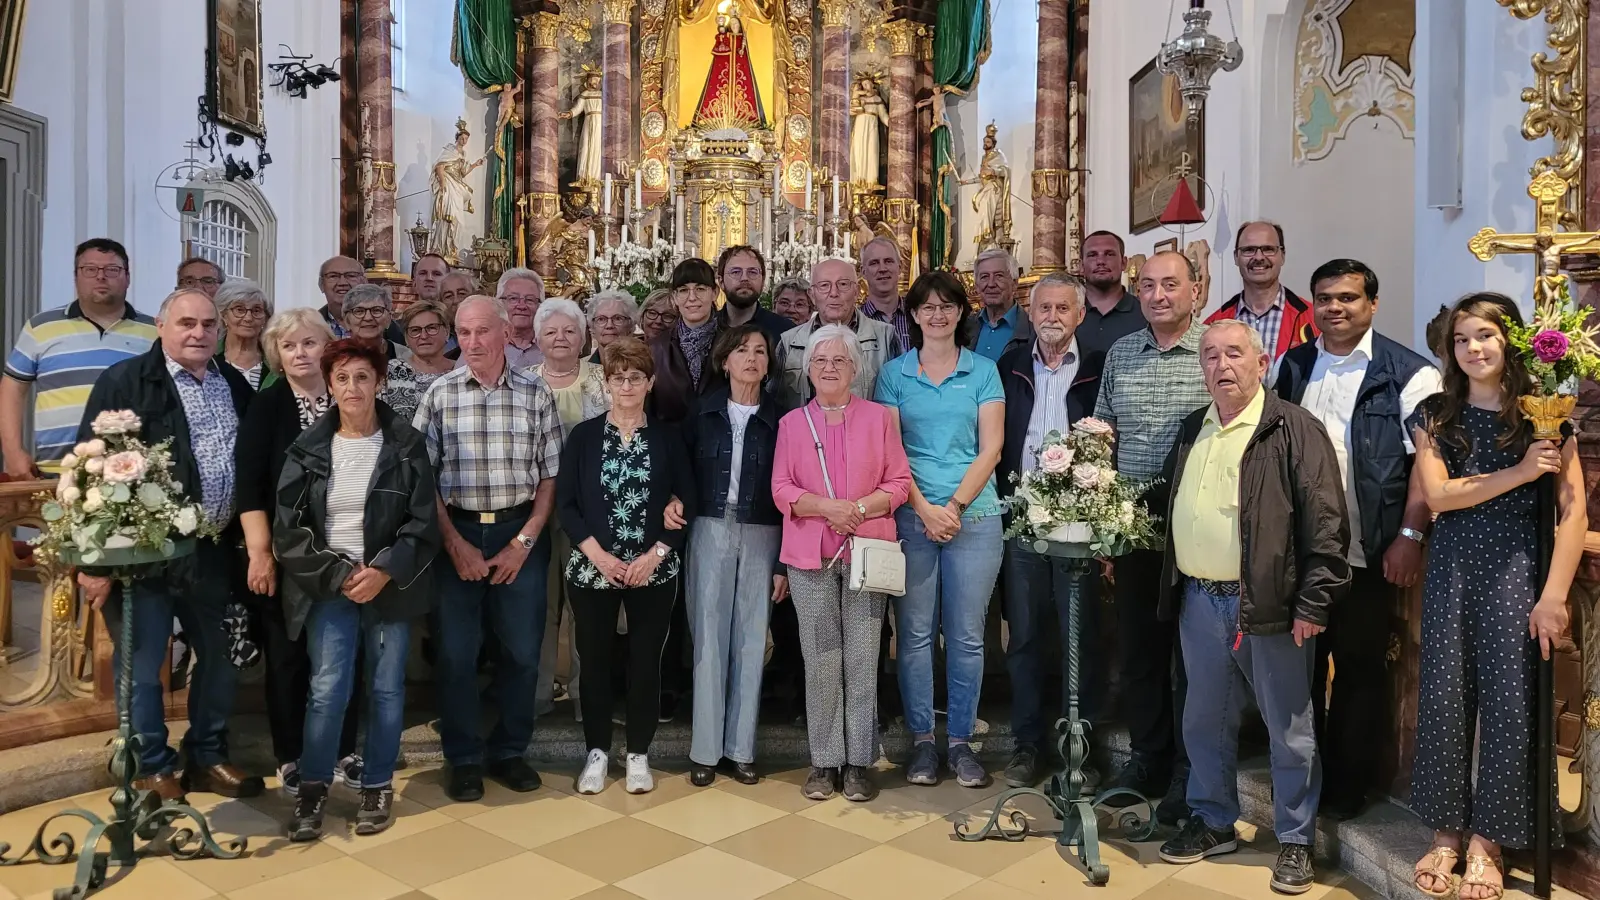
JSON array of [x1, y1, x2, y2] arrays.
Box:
[[803, 407, 907, 597]]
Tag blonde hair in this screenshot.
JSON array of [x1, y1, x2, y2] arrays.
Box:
[[262, 308, 335, 373]]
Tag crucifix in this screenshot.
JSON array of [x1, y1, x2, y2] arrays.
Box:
[[1467, 171, 1600, 305]]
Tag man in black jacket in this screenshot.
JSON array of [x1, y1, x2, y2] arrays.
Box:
[[75, 288, 262, 803], [1155, 320, 1349, 896], [995, 272, 1103, 788]]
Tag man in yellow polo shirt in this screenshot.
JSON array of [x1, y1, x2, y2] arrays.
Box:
[[1154, 320, 1350, 897]]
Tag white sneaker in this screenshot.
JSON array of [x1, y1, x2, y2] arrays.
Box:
[[277, 761, 301, 797], [577, 749, 608, 795], [625, 753, 654, 794]]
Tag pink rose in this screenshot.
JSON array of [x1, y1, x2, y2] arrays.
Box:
[[101, 451, 148, 484], [1072, 418, 1113, 437], [91, 409, 142, 436], [1532, 329, 1570, 364], [1039, 445, 1075, 475], [1071, 463, 1102, 490]]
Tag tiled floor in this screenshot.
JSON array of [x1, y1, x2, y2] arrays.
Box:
[[0, 761, 1387, 900]]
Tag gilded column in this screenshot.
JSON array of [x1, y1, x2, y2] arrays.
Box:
[[357, 0, 399, 277], [885, 20, 918, 260], [818, 0, 851, 185], [915, 27, 935, 273], [603, 0, 634, 243], [1030, 0, 1070, 273], [525, 13, 562, 277]]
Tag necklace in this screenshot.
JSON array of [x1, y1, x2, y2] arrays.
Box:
[[818, 399, 850, 411], [542, 365, 578, 379]]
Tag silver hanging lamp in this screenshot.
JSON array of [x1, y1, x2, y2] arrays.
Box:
[[1157, 0, 1244, 124]]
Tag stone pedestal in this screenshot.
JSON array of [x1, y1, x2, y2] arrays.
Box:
[[357, 0, 399, 277], [1030, 0, 1070, 273], [818, 0, 851, 186], [525, 12, 561, 276], [885, 20, 918, 260], [602, 0, 634, 244]]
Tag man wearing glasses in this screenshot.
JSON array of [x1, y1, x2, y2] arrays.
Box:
[[1, 239, 158, 477], [774, 257, 900, 410], [497, 268, 545, 370], [316, 255, 405, 345], [176, 257, 225, 298], [1204, 221, 1318, 361]]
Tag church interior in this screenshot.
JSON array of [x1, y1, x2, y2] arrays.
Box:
[[0, 0, 1599, 898]]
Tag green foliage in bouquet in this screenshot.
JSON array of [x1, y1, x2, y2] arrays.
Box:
[[1503, 275, 1600, 394], [1002, 417, 1161, 555]]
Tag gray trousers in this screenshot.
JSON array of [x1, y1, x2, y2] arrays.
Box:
[[787, 564, 887, 768], [686, 514, 780, 766], [1180, 578, 1322, 845], [536, 525, 577, 713]]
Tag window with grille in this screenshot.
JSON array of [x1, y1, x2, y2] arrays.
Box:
[[391, 0, 406, 94], [186, 200, 254, 280]]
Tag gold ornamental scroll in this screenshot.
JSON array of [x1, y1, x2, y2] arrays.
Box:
[[1496, 0, 1586, 229]]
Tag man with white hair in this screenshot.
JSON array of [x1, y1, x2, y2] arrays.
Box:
[[965, 248, 1032, 361], [775, 257, 900, 409], [498, 267, 546, 368], [1154, 319, 1348, 895]]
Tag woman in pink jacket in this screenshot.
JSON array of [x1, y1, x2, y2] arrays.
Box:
[[772, 324, 913, 804]]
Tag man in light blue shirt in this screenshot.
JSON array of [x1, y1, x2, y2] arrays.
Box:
[[966, 248, 1033, 361]]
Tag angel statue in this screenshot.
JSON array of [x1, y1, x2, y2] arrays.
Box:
[[849, 72, 888, 187], [430, 118, 485, 264], [561, 68, 605, 186], [963, 122, 1012, 253]]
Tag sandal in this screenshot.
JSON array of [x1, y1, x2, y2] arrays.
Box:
[[1413, 846, 1459, 897], [1461, 853, 1504, 900]]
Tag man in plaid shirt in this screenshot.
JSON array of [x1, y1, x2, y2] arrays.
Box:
[[412, 295, 564, 804]]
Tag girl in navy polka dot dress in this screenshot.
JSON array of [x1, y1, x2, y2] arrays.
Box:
[[1405, 293, 1585, 900]]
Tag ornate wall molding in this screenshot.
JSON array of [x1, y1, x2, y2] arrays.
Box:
[[1292, 0, 1415, 163], [602, 0, 635, 26], [1497, 0, 1586, 228]]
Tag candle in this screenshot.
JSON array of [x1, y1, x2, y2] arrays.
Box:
[[652, 222, 660, 246], [587, 228, 596, 263], [773, 166, 781, 195], [816, 224, 824, 246], [635, 169, 643, 211], [789, 219, 796, 245], [602, 173, 613, 216], [844, 231, 851, 257], [831, 176, 841, 214], [805, 168, 813, 212]]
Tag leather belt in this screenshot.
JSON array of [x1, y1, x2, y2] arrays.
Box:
[[1194, 578, 1241, 597], [446, 501, 532, 526]]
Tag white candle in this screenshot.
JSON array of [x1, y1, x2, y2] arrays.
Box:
[[773, 166, 781, 195], [587, 228, 596, 263], [844, 231, 851, 256], [634, 169, 643, 212], [621, 222, 629, 245], [652, 223, 660, 246], [602, 173, 613, 216], [831, 176, 841, 214], [789, 219, 796, 244], [675, 193, 686, 253], [816, 224, 824, 245], [805, 168, 813, 212]]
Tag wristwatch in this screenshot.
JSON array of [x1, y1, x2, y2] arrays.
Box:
[[654, 543, 669, 558], [516, 533, 536, 549], [952, 498, 970, 515], [1398, 527, 1427, 545], [856, 501, 868, 517]]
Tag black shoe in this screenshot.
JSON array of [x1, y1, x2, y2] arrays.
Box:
[[802, 766, 837, 800], [287, 781, 328, 842], [355, 786, 395, 836], [841, 765, 877, 802], [1271, 843, 1315, 894], [730, 762, 759, 785], [1156, 768, 1191, 827], [658, 693, 679, 723], [1004, 744, 1039, 788], [1103, 758, 1166, 808], [1319, 792, 1368, 822], [448, 764, 485, 802], [690, 763, 717, 787], [487, 757, 542, 792], [1158, 817, 1238, 865]]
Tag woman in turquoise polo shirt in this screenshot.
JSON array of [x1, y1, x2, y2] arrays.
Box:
[[874, 270, 1006, 789]]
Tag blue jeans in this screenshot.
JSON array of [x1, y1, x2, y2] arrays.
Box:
[[301, 598, 410, 788], [894, 508, 1004, 740], [435, 519, 550, 767], [1180, 579, 1321, 845], [103, 541, 236, 776], [1002, 539, 1105, 746]]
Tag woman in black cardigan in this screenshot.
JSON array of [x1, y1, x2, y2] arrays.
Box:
[[557, 337, 697, 796]]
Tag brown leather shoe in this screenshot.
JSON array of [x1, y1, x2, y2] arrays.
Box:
[[132, 772, 186, 803], [182, 763, 265, 798]]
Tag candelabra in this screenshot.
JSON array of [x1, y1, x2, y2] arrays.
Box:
[[1157, 0, 1243, 124]]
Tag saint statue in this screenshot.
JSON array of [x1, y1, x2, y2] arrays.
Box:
[[692, 0, 766, 130], [965, 122, 1013, 253], [560, 69, 605, 186], [430, 118, 485, 264], [849, 73, 888, 187]]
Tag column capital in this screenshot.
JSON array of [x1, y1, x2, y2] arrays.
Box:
[[602, 0, 633, 25], [528, 11, 561, 48], [818, 0, 850, 28], [885, 19, 917, 57], [917, 24, 935, 61]]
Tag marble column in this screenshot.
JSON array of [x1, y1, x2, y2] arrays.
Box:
[[885, 20, 918, 261], [603, 0, 634, 244], [1030, 0, 1070, 273], [818, 0, 851, 186], [916, 27, 934, 273], [525, 12, 562, 276], [357, 0, 399, 277]]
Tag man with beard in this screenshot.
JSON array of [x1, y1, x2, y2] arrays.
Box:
[[965, 248, 1033, 361], [859, 236, 910, 351], [1206, 221, 1317, 361], [714, 245, 792, 345], [1077, 231, 1146, 367]]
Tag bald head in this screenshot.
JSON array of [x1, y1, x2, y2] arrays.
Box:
[[811, 258, 859, 325], [318, 255, 367, 313], [1137, 251, 1200, 333]]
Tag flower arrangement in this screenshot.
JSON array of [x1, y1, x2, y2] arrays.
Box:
[[771, 240, 853, 283], [1002, 418, 1160, 555], [34, 410, 207, 567], [593, 238, 676, 302], [1504, 275, 1600, 394]]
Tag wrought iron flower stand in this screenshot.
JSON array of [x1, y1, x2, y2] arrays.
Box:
[[0, 541, 245, 899], [954, 539, 1156, 885]]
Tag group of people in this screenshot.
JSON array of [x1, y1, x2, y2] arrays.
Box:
[[0, 223, 1580, 899]]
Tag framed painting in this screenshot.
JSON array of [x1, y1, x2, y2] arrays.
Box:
[[1128, 56, 1203, 235], [207, 0, 265, 136], [0, 0, 27, 104], [1153, 238, 1178, 253]]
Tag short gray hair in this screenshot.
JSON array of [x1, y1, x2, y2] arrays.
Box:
[[457, 294, 511, 324], [157, 288, 217, 319], [771, 276, 810, 297], [1031, 272, 1086, 308], [497, 267, 545, 297], [588, 289, 639, 326], [801, 324, 865, 375], [534, 296, 588, 345], [859, 236, 900, 265], [262, 308, 334, 373], [213, 278, 273, 318], [342, 283, 392, 312], [974, 247, 1020, 277], [1203, 320, 1267, 357]]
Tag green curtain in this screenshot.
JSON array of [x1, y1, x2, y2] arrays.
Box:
[[454, 0, 519, 243], [928, 0, 990, 269]]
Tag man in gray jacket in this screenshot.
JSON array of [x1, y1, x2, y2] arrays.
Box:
[[776, 257, 901, 408]]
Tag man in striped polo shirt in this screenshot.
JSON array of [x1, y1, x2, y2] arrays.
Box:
[[1, 239, 157, 476]]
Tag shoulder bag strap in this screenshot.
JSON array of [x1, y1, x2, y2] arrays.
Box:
[[802, 405, 836, 500]]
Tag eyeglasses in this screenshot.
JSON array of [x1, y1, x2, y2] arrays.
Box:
[[346, 306, 389, 321], [226, 305, 268, 319], [642, 309, 678, 323], [917, 302, 961, 318], [593, 315, 632, 328], [815, 280, 856, 295], [810, 356, 853, 371], [607, 373, 650, 387], [501, 293, 540, 306], [407, 323, 445, 337], [77, 265, 126, 278], [322, 270, 365, 282], [179, 276, 222, 288], [1237, 246, 1282, 258]]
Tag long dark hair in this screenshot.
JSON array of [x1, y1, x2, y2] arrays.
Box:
[[709, 323, 774, 386], [1423, 292, 1531, 453], [905, 270, 973, 351]]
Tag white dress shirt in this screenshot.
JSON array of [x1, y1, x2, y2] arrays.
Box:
[[1296, 330, 1443, 567], [1023, 337, 1082, 472]]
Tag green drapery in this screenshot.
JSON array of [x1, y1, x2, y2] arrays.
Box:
[[453, 0, 519, 243], [928, 0, 990, 269]]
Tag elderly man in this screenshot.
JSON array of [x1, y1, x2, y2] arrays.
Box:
[[3, 239, 158, 477], [1094, 250, 1212, 822], [413, 252, 451, 304], [413, 295, 564, 802], [498, 268, 546, 369], [966, 248, 1033, 361], [1156, 320, 1348, 896], [859, 236, 910, 350], [996, 272, 1105, 787], [716, 245, 792, 344], [776, 258, 900, 409], [1206, 222, 1317, 360], [176, 257, 225, 298], [341, 284, 411, 362], [75, 288, 260, 801], [1272, 259, 1441, 820], [440, 270, 476, 358], [770, 277, 813, 326], [1078, 230, 1147, 366]]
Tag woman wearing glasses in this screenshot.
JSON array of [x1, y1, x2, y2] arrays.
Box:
[[588, 290, 640, 362], [215, 279, 275, 390], [639, 288, 680, 343], [340, 285, 411, 363], [381, 301, 458, 421]]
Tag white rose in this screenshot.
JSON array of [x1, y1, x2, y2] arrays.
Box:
[[1027, 503, 1054, 526], [60, 453, 78, 470], [1071, 463, 1102, 490], [137, 482, 167, 510], [85, 457, 104, 475], [174, 506, 199, 536], [60, 485, 81, 504], [83, 487, 104, 513], [82, 439, 106, 458]]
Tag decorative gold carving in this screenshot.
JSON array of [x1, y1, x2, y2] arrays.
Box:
[[529, 11, 561, 49], [1585, 691, 1600, 731], [818, 0, 850, 29], [1467, 171, 1600, 305], [1495, 0, 1585, 227], [885, 19, 917, 57], [1032, 167, 1070, 199], [918, 26, 935, 61], [884, 197, 919, 225], [643, 111, 667, 139], [523, 191, 562, 218], [603, 0, 635, 25]]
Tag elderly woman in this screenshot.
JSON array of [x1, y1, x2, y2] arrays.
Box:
[[639, 288, 679, 343], [874, 271, 1005, 790], [683, 324, 785, 787], [236, 309, 362, 796], [533, 297, 608, 430], [772, 324, 912, 802], [557, 337, 696, 796], [589, 289, 640, 363], [276, 339, 439, 842], [382, 301, 457, 420], [770, 277, 813, 327], [341, 284, 410, 363], [216, 278, 275, 389]]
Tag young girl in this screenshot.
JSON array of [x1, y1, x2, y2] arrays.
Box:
[[1408, 292, 1585, 900]]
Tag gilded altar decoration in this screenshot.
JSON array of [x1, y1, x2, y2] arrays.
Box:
[[692, 0, 767, 130], [561, 68, 606, 186], [966, 123, 1013, 253], [1496, 0, 1586, 228], [430, 118, 485, 265], [849, 72, 888, 188], [1503, 275, 1600, 439]]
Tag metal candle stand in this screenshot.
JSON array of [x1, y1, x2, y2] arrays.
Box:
[[954, 539, 1155, 885], [0, 542, 245, 899]]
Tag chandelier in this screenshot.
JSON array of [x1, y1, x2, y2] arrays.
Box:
[[1157, 0, 1243, 124]]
